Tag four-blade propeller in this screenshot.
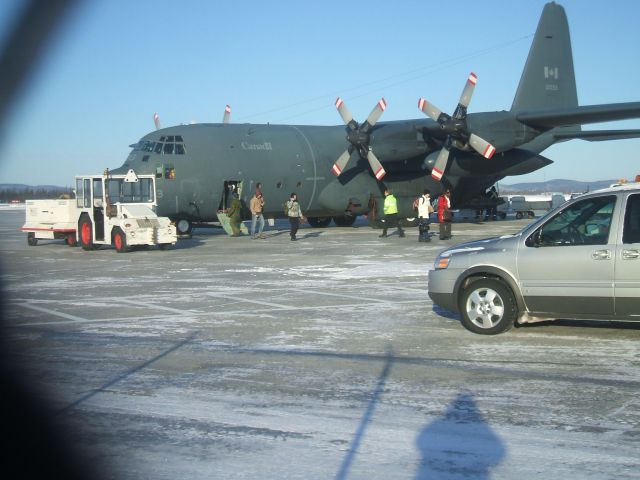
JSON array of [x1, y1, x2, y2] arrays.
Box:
[[418, 72, 496, 181], [332, 97, 387, 181]]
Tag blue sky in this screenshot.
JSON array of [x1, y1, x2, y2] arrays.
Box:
[[1, 0, 639, 187]]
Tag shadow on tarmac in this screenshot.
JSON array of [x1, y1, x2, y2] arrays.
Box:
[[334, 347, 393, 480], [415, 393, 506, 479]]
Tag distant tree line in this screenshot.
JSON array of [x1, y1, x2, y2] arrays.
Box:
[[0, 187, 74, 203]]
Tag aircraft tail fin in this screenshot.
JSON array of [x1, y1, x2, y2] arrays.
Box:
[[511, 2, 578, 113]]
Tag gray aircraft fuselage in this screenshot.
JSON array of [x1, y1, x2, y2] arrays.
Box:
[[114, 115, 550, 227]]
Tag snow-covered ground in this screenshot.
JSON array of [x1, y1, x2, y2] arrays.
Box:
[[1, 211, 638, 479]]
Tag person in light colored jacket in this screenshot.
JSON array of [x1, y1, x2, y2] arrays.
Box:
[[417, 189, 434, 242], [286, 192, 305, 241], [250, 192, 265, 239]]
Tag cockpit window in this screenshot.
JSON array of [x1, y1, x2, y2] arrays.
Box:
[[131, 136, 186, 155]]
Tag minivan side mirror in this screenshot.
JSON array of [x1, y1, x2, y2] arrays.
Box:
[[526, 228, 543, 248]]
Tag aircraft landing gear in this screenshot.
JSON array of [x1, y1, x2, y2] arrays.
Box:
[[333, 214, 356, 227], [307, 217, 332, 228]]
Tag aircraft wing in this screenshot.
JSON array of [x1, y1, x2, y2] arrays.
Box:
[[515, 102, 640, 129], [553, 129, 640, 141]]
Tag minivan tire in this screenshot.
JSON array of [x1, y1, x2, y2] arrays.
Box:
[[459, 278, 517, 335]]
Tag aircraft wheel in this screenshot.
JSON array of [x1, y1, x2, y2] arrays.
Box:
[[79, 216, 95, 250], [112, 227, 129, 253], [27, 232, 37, 246], [368, 218, 384, 229], [333, 214, 356, 227], [307, 217, 332, 228], [459, 278, 517, 335], [175, 217, 193, 236], [400, 217, 419, 227]]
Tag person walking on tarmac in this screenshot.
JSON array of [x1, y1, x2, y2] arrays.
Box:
[[227, 192, 243, 237], [417, 189, 434, 242], [437, 189, 453, 240], [250, 191, 265, 239], [379, 188, 405, 238], [286, 192, 305, 241]]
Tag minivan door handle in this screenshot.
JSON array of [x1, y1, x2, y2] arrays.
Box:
[[591, 249, 612, 260], [622, 249, 640, 260]]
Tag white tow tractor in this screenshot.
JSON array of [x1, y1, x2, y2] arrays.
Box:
[[21, 169, 177, 252]]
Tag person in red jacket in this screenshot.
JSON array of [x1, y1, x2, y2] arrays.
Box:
[[437, 189, 453, 240]]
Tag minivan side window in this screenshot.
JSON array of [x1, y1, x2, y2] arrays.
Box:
[[527, 195, 616, 247], [623, 194, 640, 244]]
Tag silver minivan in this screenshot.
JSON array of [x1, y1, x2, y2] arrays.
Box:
[[428, 184, 640, 334]]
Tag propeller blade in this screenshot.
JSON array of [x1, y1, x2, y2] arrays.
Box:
[[418, 98, 443, 122], [366, 149, 386, 181], [153, 113, 161, 130], [431, 147, 450, 181], [335, 97, 354, 126], [469, 133, 496, 159], [331, 149, 352, 177], [364, 98, 387, 128], [458, 72, 477, 109], [222, 105, 231, 124]]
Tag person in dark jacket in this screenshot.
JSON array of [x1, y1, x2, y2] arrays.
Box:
[[227, 192, 242, 237]]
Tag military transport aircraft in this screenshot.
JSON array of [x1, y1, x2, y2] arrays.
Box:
[[112, 2, 640, 235]]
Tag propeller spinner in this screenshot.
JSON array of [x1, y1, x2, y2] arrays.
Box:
[[332, 97, 387, 181], [418, 72, 495, 181]]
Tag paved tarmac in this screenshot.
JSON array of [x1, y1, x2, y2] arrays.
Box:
[[1, 210, 639, 479]]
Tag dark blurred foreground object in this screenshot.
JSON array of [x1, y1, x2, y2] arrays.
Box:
[[1, 1, 102, 478]]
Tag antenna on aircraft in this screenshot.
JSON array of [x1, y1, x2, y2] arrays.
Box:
[[332, 97, 387, 181], [418, 72, 495, 181], [153, 112, 162, 130], [223, 105, 231, 124]]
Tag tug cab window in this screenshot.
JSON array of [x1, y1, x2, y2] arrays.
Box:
[[107, 178, 154, 203]]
